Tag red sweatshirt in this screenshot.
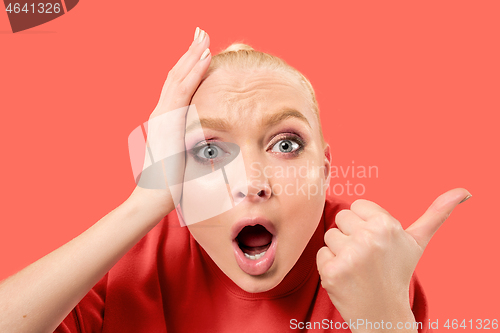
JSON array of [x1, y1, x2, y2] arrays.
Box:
[[55, 195, 431, 332]]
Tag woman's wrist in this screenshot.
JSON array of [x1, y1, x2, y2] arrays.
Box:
[[126, 186, 174, 226], [349, 302, 417, 333]]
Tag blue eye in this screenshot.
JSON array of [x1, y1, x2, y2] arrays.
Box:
[[184, 142, 241, 180], [271, 139, 299, 153], [193, 143, 226, 163], [197, 144, 219, 159]]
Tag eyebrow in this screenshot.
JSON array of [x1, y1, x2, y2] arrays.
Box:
[[185, 107, 311, 134]]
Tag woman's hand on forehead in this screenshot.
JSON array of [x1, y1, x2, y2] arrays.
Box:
[[153, 27, 211, 117], [131, 27, 212, 217]]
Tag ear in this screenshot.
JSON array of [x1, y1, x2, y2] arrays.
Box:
[[323, 143, 331, 184]]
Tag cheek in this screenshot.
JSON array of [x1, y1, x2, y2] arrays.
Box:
[[180, 166, 235, 226], [186, 203, 238, 257], [187, 220, 228, 258], [270, 158, 326, 249], [274, 171, 325, 274], [268, 158, 327, 201]]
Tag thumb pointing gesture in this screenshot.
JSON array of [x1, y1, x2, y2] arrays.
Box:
[[406, 188, 472, 249]]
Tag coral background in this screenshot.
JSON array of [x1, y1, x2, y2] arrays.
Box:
[[1, 1, 498, 329]]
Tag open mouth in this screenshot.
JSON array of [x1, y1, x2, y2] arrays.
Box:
[[237, 225, 273, 260], [231, 219, 278, 276]]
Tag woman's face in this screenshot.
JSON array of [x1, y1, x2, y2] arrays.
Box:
[[185, 68, 330, 293]]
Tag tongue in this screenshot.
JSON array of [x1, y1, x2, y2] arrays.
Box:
[[237, 225, 272, 248]]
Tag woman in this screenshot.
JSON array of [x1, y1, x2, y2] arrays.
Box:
[[0, 27, 470, 333]]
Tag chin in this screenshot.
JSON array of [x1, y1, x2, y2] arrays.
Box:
[[232, 265, 286, 293]]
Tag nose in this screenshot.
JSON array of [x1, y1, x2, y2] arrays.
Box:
[[230, 159, 272, 204], [233, 179, 271, 203]]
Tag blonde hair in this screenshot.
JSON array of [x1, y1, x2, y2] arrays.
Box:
[[204, 43, 325, 145]]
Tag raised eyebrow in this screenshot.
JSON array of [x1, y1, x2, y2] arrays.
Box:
[[185, 107, 311, 133], [185, 117, 231, 133], [262, 108, 311, 129]]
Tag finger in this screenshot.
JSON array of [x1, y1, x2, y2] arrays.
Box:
[[324, 227, 349, 255], [406, 188, 471, 249], [170, 32, 202, 71], [180, 48, 212, 97], [350, 198, 391, 221], [172, 29, 210, 81], [335, 209, 364, 235], [157, 29, 210, 107], [316, 245, 336, 275]]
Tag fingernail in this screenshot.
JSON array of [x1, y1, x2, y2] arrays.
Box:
[[194, 27, 200, 41], [200, 48, 211, 60], [197, 30, 206, 44], [459, 194, 472, 204]]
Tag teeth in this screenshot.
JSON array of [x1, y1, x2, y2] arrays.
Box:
[[244, 251, 267, 260]]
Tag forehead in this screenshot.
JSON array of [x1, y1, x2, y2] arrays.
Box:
[[191, 69, 314, 125]]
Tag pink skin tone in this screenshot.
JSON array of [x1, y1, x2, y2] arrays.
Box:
[[186, 69, 331, 293], [180, 34, 472, 332]]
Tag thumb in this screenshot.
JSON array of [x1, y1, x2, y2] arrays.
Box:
[[406, 188, 471, 249]]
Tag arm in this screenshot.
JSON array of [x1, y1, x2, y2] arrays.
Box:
[[0, 188, 171, 333], [0, 27, 212, 333]]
